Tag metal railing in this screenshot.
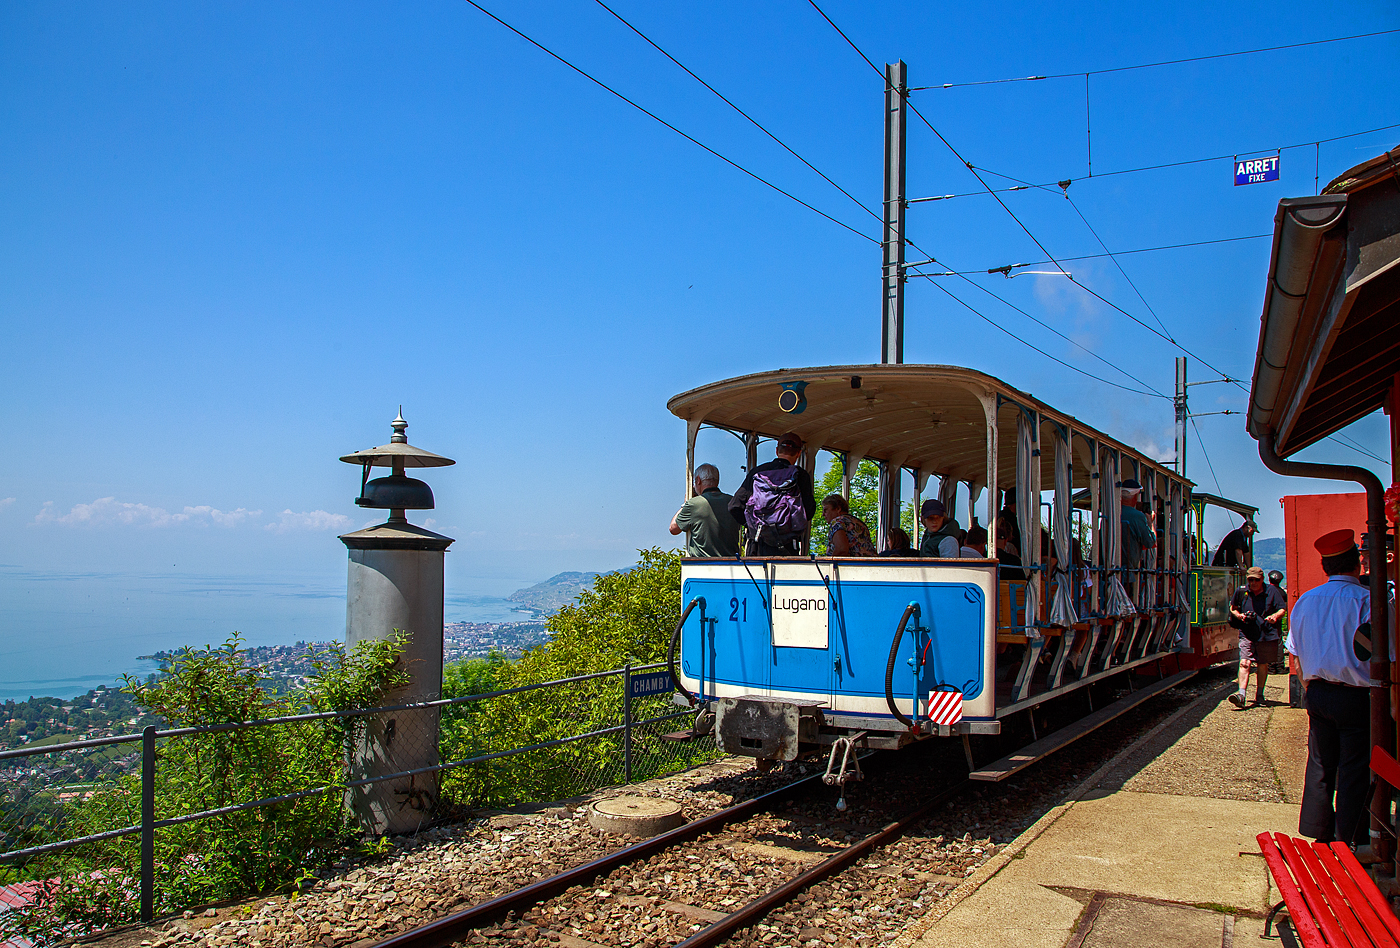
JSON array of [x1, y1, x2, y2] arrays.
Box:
[[0, 662, 709, 926]]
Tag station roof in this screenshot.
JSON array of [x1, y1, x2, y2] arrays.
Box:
[[668, 364, 1187, 490], [1248, 145, 1400, 458]]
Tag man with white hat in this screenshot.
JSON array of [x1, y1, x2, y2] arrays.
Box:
[[1286, 529, 1388, 846]]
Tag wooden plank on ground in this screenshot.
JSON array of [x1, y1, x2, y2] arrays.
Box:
[[969, 669, 1195, 782]]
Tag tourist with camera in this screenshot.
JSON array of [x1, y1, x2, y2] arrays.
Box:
[[1228, 565, 1288, 709]]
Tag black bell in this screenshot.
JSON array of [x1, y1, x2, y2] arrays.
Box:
[[356, 474, 435, 510]]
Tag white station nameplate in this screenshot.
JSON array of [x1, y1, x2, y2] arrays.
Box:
[[771, 589, 829, 649]]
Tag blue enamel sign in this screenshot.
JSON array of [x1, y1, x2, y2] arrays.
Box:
[[1235, 155, 1280, 186], [628, 670, 674, 699]]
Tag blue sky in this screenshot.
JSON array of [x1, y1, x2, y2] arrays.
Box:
[[1, 1, 1397, 655]]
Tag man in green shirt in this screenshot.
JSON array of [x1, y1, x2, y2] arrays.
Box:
[[1119, 478, 1156, 594], [669, 463, 740, 557]]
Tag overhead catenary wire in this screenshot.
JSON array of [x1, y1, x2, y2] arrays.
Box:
[[808, 1, 1396, 471], [808, 0, 1275, 390], [907, 123, 1400, 202], [1062, 193, 1175, 338], [913, 29, 1400, 89], [902, 237, 1168, 398], [806, 0, 1179, 398], [919, 275, 1166, 400], [906, 233, 1273, 275], [589, 0, 883, 227], [589, 0, 1165, 402], [460, 0, 880, 246]]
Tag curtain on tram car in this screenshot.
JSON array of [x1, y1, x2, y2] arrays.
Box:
[[1171, 480, 1191, 646], [1102, 448, 1136, 618], [1050, 427, 1079, 628], [1015, 410, 1040, 632], [1139, 468, 1154, 611], [938, 475, 958, 526]]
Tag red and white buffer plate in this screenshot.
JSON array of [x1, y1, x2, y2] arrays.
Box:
[[927, 689, 964, 726]]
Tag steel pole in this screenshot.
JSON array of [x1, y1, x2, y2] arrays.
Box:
[[1175, 357, 1188, 478], [623, 664, 633, 784], [140, 725, 156, 922], [881, 60, 907, 365]]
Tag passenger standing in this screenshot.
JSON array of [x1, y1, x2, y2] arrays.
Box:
[[918, 500, 961, 557], [820, 494, 876, 556], [728, 432, 816, 556], [1286, 529, 1391, 846], [1212, 520, 1257, 568], [1119, 479, 1156, 593], [669, 463, 739, 557], [1226, 566, 1287, 709]]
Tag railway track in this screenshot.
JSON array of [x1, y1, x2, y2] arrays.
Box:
[[371, 756, 968, 948], [360, 668, 1225, 948]]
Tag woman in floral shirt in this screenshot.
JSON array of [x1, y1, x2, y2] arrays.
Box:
[[821, 494, 877, 556]]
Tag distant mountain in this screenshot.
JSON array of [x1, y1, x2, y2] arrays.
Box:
[[507, 571, 602, 616], [1255, 537, 1286, 580]]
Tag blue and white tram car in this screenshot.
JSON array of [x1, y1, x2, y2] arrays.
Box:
[[666, 365, 1226, 779]]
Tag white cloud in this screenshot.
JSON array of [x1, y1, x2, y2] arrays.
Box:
[[33, 497, 261, 528], [265, 510, 354, 534], [179, 505, 261, 527], [0, 497, 14, 511]]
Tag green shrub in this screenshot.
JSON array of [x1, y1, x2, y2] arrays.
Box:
[[2, 634, 405, 943], [440, 548, 709, 806]]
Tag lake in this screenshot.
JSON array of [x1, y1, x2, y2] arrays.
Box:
[[0, 568, 538, 702]]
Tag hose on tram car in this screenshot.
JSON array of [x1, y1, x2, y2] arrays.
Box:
[[885, 603, 920, 728], [669, 596, 704, 706]]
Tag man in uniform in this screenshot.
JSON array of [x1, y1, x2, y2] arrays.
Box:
[[669, 463, 739, 557], [1286, 529, 1383, 846]]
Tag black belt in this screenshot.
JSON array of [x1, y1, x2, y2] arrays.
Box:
[[1305, 679, 1370, 689]]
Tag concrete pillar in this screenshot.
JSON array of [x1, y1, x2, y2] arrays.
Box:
[[341, 522, 453, 835]]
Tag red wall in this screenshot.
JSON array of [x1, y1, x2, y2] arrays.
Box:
[[1282, 492, 1369, 599]]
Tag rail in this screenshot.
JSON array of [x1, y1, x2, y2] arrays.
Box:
[[0, 661, 706, 925]]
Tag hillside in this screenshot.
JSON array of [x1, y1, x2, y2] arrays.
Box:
[[1254, 537, 1286, 580], [507, 571, 601, 615]]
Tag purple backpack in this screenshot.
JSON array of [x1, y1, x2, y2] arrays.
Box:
[[745, 465, 809, 543]]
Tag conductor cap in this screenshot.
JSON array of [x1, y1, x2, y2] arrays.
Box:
[[1314, 528, 1356, 558]]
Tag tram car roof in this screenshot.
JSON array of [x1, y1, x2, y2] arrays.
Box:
[[668, 364, 1193, 494]]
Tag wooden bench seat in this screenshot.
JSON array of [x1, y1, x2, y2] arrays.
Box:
[[1256, 745, 1400, 946], [1257, 832, 1399, 946]]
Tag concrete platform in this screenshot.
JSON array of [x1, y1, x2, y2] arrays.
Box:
[[899, 674, 1309, 948]]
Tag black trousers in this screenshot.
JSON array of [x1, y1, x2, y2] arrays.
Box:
[[745, 539, 800, 557], [1300, 679, 1371, 845]]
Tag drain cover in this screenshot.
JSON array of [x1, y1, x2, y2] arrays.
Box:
[[587, 796, 685, 837]]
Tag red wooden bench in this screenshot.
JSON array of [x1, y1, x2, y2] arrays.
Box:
[[1255, 746, 1400, 946]]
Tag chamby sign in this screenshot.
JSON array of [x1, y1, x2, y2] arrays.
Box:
[[771, 589, 830, 649], [1235, 155, 1280, 186]]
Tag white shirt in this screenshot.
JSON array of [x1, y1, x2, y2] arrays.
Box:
[[1285, 574, 1392, 687], [959, 545, 984, 558]]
